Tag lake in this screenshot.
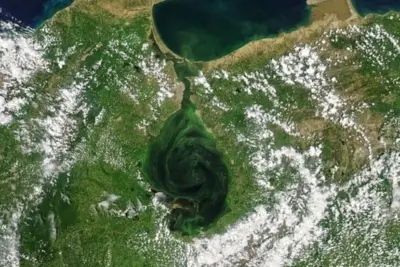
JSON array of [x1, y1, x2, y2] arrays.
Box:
[[352, 0, 400, 16], [0, 0, 73, 27]]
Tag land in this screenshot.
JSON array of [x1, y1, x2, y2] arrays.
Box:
[[204, 14, 353, 69], [148, 0, 360, 66], [0, 0, 399, 266], [310, 0, 354, 21]]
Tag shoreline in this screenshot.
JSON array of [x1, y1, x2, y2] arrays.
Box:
[[204, 0, 361, 67], [149, 11, 183, 60], [351, 0, 400, 17], [69, 0, 396, 68], [205, 13, 355, 69], [346, 0, 360, 20], [150, 0, 360, 65]]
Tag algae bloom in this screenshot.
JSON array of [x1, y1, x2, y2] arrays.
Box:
[[142, 103, 229, 234]]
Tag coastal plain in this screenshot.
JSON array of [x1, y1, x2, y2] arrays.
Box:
[[0, 0, 399, 266]]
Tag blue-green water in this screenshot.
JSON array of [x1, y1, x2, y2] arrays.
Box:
[[153, 0, 311, 61], [154, 0, 400, 62], [0, 0, 73, 27], [352, 0, 400, 16]]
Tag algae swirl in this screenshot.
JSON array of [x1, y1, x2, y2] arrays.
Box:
[[142, 102, 229, 234]]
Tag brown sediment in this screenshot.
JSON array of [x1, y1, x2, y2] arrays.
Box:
[[171, 198, 193, 210], [149, 19, 183, 60], [298, 119, 328, 136], [204, 14, 361, 70], [70, 0, 152, 18], [165, 62, 185, 105], [71, 0, 361, 70], [98, 3, 147, 18], [307, 0, 330, 4], [81, 43, 103, 61], [147, 6, 186, 107], [203, 0, 365, 70], [172, 81, 185, 105], [149, 0, 361, 69], [69, 0, 362, 70], [355, 111, 385, 149], [345, 0, 360, 20], [310, 0, 353, 21], [146, 0, 183, 59]]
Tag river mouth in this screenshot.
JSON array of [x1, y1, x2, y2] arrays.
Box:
[[152, 0, 311, 61]]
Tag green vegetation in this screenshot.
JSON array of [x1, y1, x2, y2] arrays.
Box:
[[1, 0, 400, 266], [14, 3, 185, 266]]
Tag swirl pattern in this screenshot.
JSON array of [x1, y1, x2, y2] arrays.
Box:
[[143, 104, 229, 234]]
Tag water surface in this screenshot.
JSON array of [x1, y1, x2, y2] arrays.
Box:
[[142, 61, 230, 235], [0, 0, 73, 27], [153, 0, 311, 61], [352, 0, 400, 16]]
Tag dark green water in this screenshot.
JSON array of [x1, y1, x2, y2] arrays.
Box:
[[153, 0, 311, 61], [352, 0, 400, 16], [142, 62, 229, 234]]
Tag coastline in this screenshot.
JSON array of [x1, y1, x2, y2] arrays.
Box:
[[204, 0, 361, 68], [346, 0, 360, 19], [150, 0, 360, 64], [351, 0, 400, 17], [149, 9, 183, 60], [204, 13, 357, 69], [70, 0, 396, 67], [310, 0, 358, 21]]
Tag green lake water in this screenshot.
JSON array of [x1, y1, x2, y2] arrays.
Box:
[[142, 61, 230, 235]]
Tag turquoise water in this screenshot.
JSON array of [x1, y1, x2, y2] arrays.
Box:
[[352, 0, 400, 16], [0, 0, 73, 27], [153, 0, 311, 61]]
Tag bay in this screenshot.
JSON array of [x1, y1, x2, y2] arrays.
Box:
[[153, 0, 311, 61], [0, 0, 73, 27]]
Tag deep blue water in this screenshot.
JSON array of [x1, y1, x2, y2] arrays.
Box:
[[0, 0, 73, 27], [352, 0, 400, 16]]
